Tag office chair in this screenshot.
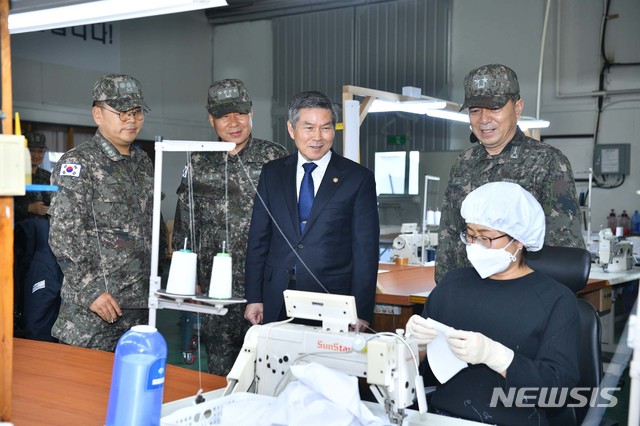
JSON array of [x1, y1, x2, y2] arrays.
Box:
[[525, 245, 605, 426]]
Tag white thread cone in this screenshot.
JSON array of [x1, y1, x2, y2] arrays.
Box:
[[209, 253, 232, 299], [166, 250, 197, 295]]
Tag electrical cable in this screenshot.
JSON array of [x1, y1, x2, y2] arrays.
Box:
[[535, 0, 552, 120], [186, 151, 196, 250], [224, 152, 230, 253], [591, 0, 637, 189], [234, 154, 332, 298], [234, 153, 378, 334], [183, 149, 206, 393], [91, 202, 110, 294]]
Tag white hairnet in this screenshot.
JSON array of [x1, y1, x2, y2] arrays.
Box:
[[460, 182, 545, 251]]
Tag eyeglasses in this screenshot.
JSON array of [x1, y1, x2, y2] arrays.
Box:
[[460, 230, 510, 249], [98, 106, 145, 122]]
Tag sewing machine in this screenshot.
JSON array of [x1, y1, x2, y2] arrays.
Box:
[[598, 229, 635, 272], [391, 223, 437, 265], [161, 290, 426, 425], [159, 290, 494, 426], [222, 290, 424, 424]]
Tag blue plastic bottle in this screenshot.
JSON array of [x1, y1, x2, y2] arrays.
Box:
[[106, 325, 168, 426], [632, 210, 640, 234]]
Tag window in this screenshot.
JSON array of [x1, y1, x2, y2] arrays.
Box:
[[374, 151, 420, 195]]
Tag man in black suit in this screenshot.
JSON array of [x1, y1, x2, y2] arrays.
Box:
[[244, 91, 380, 330]]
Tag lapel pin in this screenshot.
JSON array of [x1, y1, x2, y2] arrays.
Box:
[[333, 177, 339, 183]]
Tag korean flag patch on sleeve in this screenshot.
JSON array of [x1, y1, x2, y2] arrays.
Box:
[[60, 163, 82, 177]]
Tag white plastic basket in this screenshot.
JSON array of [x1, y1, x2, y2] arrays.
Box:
[[161, 392, 274, 426]]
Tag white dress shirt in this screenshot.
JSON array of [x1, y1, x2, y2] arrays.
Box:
[[296, 150, 332, 201]]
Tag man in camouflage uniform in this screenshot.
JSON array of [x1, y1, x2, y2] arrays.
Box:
[[15, 131, 52, 222], [172, 79, 287, 375], [49, 74, 155, 351], [435, 64, 584, 283]]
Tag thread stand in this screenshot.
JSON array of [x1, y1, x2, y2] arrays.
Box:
[[147, 139, 246, 328]]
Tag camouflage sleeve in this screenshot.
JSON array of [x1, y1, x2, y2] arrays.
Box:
[[172, 167, 192, 254], [434, 159, 467, 283], [48, 155, 106, 309], [537, 149, 585, 249], [274, 144, 289, 158]]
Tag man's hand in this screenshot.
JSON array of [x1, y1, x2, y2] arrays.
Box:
[[244, 303, 263, 325], [28, 201, 49, 216], [446, 329, 514, 375], [89, 292, 123, 324], [405, 315, 438, 345]]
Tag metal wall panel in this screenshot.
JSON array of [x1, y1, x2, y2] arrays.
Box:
[[272, 8, 356, 153], [272, 0, 451, 168]]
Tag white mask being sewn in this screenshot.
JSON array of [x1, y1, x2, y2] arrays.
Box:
[[466, 239, 521, 279]]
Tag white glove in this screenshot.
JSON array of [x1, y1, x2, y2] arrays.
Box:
[[446, 329, 514, 374], [405, 315, 438, 346]]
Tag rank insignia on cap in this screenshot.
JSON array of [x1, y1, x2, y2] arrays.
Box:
[[60, 163, 82, 177]]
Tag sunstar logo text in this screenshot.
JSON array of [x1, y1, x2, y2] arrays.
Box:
[[490, 387, 620, 408], [316, 340, 351, 352]]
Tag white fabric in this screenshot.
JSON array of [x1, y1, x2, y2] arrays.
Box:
[[460, 182, 545, 251], [465, 240, 520, 279], [446, 329, 515, 374], [262, 362, 385, 426]]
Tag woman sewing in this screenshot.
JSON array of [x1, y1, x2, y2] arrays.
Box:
[[407, 181, 580, 426]]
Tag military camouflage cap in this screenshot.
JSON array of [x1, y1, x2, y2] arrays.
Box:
[[25, 131, 47, 149], [93, 74, 150, 112], [207, 79, 252, 118], [460, 64, 520, 111]]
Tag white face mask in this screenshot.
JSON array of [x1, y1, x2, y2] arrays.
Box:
[[466, 239, 521, 279]]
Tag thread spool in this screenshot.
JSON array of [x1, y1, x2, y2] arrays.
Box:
[[166, 249, 197, 295], [106, 325, 167, 426], [395, 257, 409, 265], [209, 252, 232, 299]]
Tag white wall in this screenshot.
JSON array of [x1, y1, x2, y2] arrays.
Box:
[[160, 19, 274, 220], [11, 1, 640, 230], [12, 11, 221, 221], [450, 0, 640, 234], [212, 20, 274, 142], [12, 11, 215, 141]]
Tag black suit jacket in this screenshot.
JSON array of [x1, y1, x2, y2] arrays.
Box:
[[245, 151, 380, 323]]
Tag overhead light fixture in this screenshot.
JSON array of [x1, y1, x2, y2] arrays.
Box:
[[369, 99, 447, 114], [425, 110, 550, 130], [425, 109, 470, 123], [516, 117, 551, 130], [8, 0, 229, 34]]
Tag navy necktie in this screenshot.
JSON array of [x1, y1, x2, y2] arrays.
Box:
[[298, 162, 317, 232]]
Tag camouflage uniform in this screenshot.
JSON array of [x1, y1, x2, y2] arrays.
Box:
[[435, 64, 584, 283], [49, 74, 153, 351], [435, 129, 584, 282], [15, 132, 52, 222], [15, 168, 52, 222], [173, 137, 287, 374]]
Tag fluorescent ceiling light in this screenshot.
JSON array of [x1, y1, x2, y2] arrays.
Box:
[[9, 0, 229, 34], [425, 109, 470, 123], [369, 99, 447, 114], [516, 117, 551, 130], [425, 110, 551, 129]]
